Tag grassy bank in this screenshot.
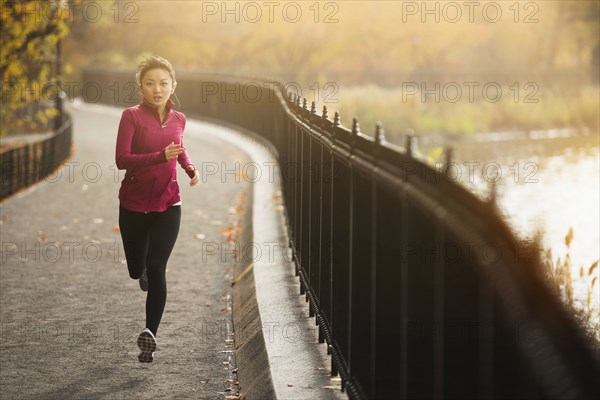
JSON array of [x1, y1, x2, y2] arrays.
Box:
[[541, 228, 600, 348], [318, 84, 599, 144]]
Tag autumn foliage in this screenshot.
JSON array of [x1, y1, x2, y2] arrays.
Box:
[[1, 0, 79, 136]]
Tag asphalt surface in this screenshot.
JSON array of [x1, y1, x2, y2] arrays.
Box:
[[0, 99, 249, 399], [0, 99, 347, 400]]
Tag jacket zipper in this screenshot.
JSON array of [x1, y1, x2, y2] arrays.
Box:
[[146, 108, 172, 213], [145, 177, 156, 214], [141, 105, 175, 213], [160, 108, 173, 128]]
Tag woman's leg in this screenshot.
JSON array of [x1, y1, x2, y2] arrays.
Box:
[[118, 204, 151, 279], [144, 205, 181, 336]]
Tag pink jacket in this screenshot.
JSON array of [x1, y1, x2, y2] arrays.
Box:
[[115, 98, 196, 213]]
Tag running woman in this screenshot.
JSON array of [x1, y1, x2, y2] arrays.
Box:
[[115, 55, 199, 363]]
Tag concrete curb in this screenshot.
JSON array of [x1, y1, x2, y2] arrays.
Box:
[[230, 170, 277, 399], [191, 116, 346, 400], [185, 115, 277, 399]]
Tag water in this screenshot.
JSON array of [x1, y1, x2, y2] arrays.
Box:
[[421, 134, 599, 325], [498, 143, 599, 319]]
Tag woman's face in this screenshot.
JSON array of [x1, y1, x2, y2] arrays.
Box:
[[139, 68, 176, 109]]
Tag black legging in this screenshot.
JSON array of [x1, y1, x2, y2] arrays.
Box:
[[118, 204, 181, 337]]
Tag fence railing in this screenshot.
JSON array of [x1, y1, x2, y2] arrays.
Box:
[[0, 114, 73, 200], [82, 68, 599, 400]]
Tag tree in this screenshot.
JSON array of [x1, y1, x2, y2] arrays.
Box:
[[1, 0, 78, 136]]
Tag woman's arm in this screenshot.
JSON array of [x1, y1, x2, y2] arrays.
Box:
[[115, 109, 167, 170], [177, 139, 194, 176], [176, 115, 197, 179]]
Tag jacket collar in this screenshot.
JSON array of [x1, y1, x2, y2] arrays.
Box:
[[140, 97, 175, 112]]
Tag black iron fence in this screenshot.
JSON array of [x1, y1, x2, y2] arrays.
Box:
[[0, 114, 73, 200], [82, 68, 598, 400]]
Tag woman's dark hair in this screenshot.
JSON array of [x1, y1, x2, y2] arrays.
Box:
[[136, 55, 176, 86]]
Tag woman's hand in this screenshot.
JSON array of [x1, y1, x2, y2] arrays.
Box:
[[190, 169, 199, 186], [165, 142, 183, 161]]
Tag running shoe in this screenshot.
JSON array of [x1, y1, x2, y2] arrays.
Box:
[[137, 328, 156, 363]]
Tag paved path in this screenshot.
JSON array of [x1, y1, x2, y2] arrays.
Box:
[[0, 100, 252, 399]]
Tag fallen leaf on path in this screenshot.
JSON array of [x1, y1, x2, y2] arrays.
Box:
[[220, 226, 235, 235]]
